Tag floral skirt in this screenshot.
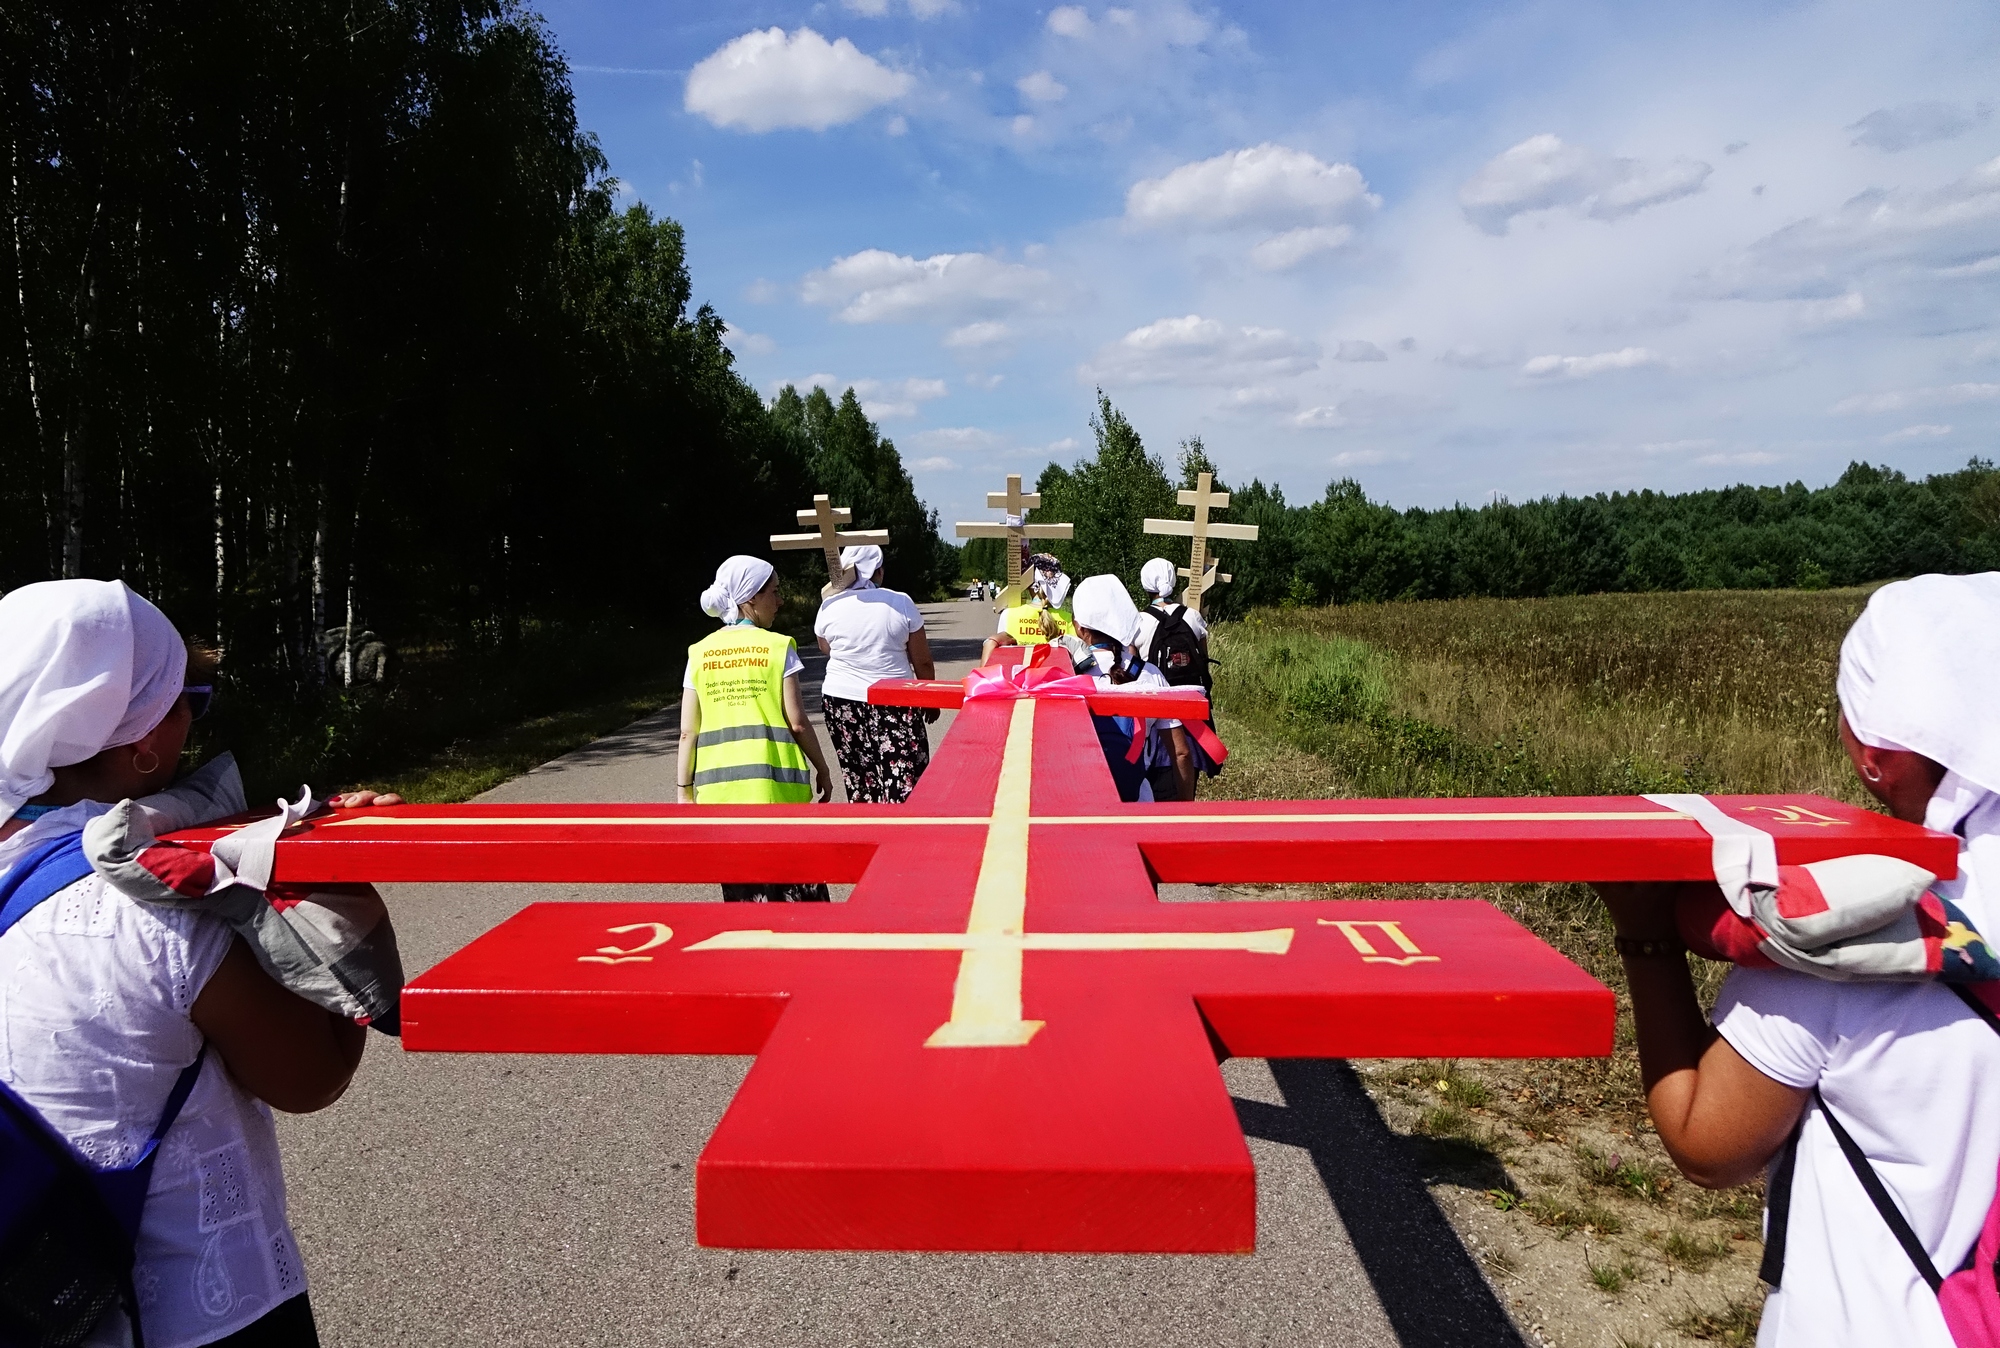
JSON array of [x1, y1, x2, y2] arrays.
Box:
[[822, 694, 932, 805]]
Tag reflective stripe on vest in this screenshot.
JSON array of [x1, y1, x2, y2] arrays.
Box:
[[688, 626, 811, 805]]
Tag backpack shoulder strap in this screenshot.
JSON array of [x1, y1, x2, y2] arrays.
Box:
[[0, 832, 94, 939], [1759, 1110, 1807, 1287], [1814, 1085, 1945, 1291]]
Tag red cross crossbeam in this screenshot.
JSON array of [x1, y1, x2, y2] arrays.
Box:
[[159, 691, 1954, 1255]]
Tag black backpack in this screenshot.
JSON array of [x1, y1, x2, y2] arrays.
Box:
[[1143, 604, 1211, 692]]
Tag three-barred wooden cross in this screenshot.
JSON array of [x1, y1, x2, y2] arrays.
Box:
[[166, 679, 1951, 1253]]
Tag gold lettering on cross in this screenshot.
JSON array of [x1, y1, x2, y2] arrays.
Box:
[[1318, 919, 1441, 966], [578, 922, 675, 964], [681, 699, 1295, 1047], [1738, 804, 1847, 828]]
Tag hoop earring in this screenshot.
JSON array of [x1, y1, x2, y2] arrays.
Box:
[[1862, 764, 1883, 784], [131, 749, 160, 776]]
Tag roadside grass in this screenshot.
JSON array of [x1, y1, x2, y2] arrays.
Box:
[[1203, 587, 1877, 1339]]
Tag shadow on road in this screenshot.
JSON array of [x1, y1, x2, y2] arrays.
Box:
[[1234, 1059, 1529, 1348]]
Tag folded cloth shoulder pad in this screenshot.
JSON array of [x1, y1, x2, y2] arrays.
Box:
[[83, 797, 404, 1034], [1679, 852, 2000, 984]]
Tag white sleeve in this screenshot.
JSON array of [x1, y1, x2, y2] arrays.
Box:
[[783, 642, 805, 680], [1186, 610, 1210, 639], [895, 592, 924, 633], [683, 658, 697, 690], [997, 612, 1010, 633], [1712, 966, 1837, 1090]]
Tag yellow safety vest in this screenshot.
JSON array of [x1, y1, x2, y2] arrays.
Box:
[[688, 625, 811, 805], [1001, 603, 1075, 646]]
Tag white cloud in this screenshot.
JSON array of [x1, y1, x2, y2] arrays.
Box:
[[1293, 406, 1345, 428], [685, 28, 910, 133], [744, 278, 780, 303], [1436, 346, 1513, 369], [1849, 103, 1989, 153], [1795, 293, 1865, 327], [1522, 347, 1662, 379], [1639, 438, 1719, 455], [1459, 134, 1711, 234], [1883, 423, 1953, 441], [775, 373, 947, 421], [1127, 144, 1378, 232], [723, 329, 775, 357], [913, 426, 1000, 449], [1083, 314, 1319, 385], [912, 456, 956, 470], [944, 321, 1011, 348], [1695, 451, 1780, 466], [1721, 158, 2000, 301], [1331, 449, 1404, 467], [1017, 71, 1067, 104], [1831, 383, 2000, 414], [801, 249, 1064, 324], [1250, 226, 1354, 270], [965, 372, 1004, 390], [1047, 5, 1092, 37], [1334, 339, 1388, 363]]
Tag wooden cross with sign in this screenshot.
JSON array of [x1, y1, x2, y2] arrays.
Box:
[[163, 675, 1953, 1254], [1143, 472, 1259, 616], [955, 474, 1074, 608], [770, 495, 890, 598]]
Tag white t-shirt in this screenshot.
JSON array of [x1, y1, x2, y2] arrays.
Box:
[[814, 587, 924, 703], [1134, 602, 1208, 665], [1716, 788, 2000, 1348], [0, 858, 307, 1348], [680, 623, 804, 689]]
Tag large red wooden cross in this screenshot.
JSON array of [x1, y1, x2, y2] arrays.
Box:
[[167, 679, 1953, 1254]]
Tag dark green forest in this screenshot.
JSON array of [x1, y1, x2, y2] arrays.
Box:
[[1, 0, 950, 680], [964, 394, 2000, 618]]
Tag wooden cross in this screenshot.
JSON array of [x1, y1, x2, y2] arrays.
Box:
[[770, 496, 890, 598], [954, 474, 1074, 608], [165, 686, 1951, 1255], [1143, 472, 1259, 616]]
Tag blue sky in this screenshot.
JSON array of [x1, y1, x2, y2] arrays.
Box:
[[545, 0, 2000, 526]]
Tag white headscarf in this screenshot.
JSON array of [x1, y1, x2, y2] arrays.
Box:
[[839, 545, 882, 589], [700, 556, 776, 622], [1071, 575, 1141, 647], [1838, 572, 2000, 796], [1140, 558, 1178, 600], [0, 580, 188, 821]]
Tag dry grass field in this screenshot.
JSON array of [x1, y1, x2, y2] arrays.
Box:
[[1203, 586, 1886, 1346]]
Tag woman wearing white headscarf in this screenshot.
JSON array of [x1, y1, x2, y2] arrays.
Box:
[[1594, 573, 2000, 1348], [0, 579, 397, 1348], [679, 556, 834, 901], [1070, 575, 1194, 803], [813, 545, 936, 805], [1132, 557, 1211, 680]]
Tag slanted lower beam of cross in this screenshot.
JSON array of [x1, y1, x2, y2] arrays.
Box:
[[955, 473, 1074, 608], [1143, 471, 1259, 616], [161, 677, 1955, 1255], [770, 495, 890, 597]]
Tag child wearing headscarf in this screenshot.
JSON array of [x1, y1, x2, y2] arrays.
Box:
[[814, 545, 936, 804], [679, 556, 834, 901], [1069, 575, 1194, 803], [1, 579, 396, 1348], [1595, 572, 2000, 1348]]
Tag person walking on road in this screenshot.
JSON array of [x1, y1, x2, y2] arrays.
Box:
[[0, 579, 398, 1348], [1134, 557, 1222, 795], [980, 553, 1077, 665], [815, 545, 935, 805], [678, 556, 833, 902]]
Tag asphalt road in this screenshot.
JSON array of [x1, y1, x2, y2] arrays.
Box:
[[277, 599, 1525, 1348]]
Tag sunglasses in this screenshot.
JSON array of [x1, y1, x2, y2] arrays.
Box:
[[184, 685, 215, 721]]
